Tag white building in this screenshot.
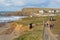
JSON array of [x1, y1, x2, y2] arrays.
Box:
[[49, 10, 54, 13], [39, 10, 44, 14], [56, 10, 60, 12], [49, 10, 52, 13]]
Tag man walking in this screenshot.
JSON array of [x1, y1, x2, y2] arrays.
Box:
[[50, 24, 54, 29]]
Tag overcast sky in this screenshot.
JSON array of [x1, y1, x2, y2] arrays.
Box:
[[0, 0, 60, 11]]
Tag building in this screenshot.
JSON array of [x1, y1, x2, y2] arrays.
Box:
[[49, 9, 56, 14], [39, 10, 45, 14]]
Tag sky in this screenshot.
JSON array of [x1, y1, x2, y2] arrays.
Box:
[[0, 0, 60, 11]]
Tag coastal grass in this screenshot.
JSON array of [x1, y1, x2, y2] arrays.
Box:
[[13, 25, 43, 40], [16, 16, 49, 26], [51, 15, 60, 34], [16, 17, 43, 26], [13, 16, 49, 40], [14, 15, 60, 40], [13, 13, 60, 40]]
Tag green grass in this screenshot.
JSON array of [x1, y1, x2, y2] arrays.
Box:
[[49, 15, 60, 40], [13, 14, 60, 40], [14, 30, 42, 40], [13, 16, 49, 40], [51, 15, 60, 34], [13, 24, 43, 40], [16, 17, 49, 26]]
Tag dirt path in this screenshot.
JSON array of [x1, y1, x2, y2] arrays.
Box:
[[43, 21, 58, 40]]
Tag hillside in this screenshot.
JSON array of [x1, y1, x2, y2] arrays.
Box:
[[0, 11, 22, 16], [0, 16, 47, 40], [0, 8, 60, 16]]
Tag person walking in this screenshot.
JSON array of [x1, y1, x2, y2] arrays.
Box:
[[44, 22, 48, 27], [46, 20, 50, 27], [50, 16, 53, 21], [50, 24, 54, 29]]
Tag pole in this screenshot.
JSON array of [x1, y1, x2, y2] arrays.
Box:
[[42, 16, 45, 40]]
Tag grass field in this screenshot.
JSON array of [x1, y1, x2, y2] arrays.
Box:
[[13, 15, 60, 40], [51, 14, 60, 40], [51, 15, 60, 34], [14, 30, 42, 40], [13, 16, 49, 40]]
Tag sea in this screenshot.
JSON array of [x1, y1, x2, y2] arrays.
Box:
[[0, 16, 27, 23]]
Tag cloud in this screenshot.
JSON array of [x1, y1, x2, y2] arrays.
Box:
[[0, 0, 48, 6], [0, 0, 49, 11], [0, 0, 26, 6], [0, 0, 60, 7], [12, 0, 25, 6], [0, 0, 11, 6], [47, 0, 60, 8], [26, 0, 47, 4]]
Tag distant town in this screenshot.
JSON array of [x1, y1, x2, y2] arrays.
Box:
[[0, 8, 60, 16]]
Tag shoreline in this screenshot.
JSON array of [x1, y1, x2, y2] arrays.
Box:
[[0, 16, 27, 23]]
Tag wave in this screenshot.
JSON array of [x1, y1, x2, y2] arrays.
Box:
[[0, 16, 27, 23]]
